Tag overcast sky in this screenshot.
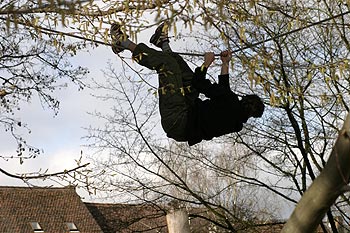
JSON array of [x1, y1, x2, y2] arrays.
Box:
[[0, 23, 187, 200], [0, 19, 226, 203], [0, 44, 111, 196], [0, 30, 134, 188]]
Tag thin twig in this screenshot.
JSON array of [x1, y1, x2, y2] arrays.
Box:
[[0, 163, 90, 180]]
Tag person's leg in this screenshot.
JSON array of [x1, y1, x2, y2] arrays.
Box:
[[132, 43, 190, 141], [149, 22, 198, 104], [150, 22, 171, 53], [132, 43, 184, 90], [136, 44, 194, 141], [111, 23, 181, 88], [110, 23, 188, 141]]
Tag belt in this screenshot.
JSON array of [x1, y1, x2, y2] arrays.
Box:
[[158, 84, 193, 96]]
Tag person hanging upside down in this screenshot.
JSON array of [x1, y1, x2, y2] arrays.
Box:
[[110, 22, 265, 146]]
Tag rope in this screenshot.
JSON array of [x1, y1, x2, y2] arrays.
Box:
[[2, 8, 349, 57], [175, 10, 350, 56]]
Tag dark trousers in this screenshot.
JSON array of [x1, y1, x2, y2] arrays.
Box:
[[132, 43, 198, 141]]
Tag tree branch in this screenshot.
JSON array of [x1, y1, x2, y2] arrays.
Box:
[[0, 163, 90, 180]]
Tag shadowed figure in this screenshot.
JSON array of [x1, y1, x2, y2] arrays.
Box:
[[110, 22, 264, 146]]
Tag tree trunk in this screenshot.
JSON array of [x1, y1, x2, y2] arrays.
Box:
[[166, 205, 190, 233], [282, 113, 350, 232]]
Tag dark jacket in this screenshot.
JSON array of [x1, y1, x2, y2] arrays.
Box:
[[186, 66, 249, 146]]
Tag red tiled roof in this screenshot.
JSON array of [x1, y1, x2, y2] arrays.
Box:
[[85, 202, 168, 233], [0, 186, 102, 233], [0, 186, 332, 233]]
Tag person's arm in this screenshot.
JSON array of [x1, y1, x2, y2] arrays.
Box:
[[192, 52, 229, 98], [203, 52, 215, 70], [191, 52, 217, 97], [220, 50, 231, 75], [218, 50, 232, 87]]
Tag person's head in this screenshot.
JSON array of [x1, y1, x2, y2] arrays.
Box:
[[241, 95, 265, 118]]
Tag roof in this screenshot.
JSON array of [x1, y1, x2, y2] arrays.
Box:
[[0, 186, 332, 233], [0, 186, 103, 233], [85, 203, 221, 233], [85, 202, 282, 233], [85, 202, 168, 233]]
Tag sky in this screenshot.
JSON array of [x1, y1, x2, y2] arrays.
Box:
[[0, 33, 124, 197], [0, 22, 186, 200], [0, 18, 298, 218]]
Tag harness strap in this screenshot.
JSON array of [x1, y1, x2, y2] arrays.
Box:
[[158, 85, 193, 96]]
